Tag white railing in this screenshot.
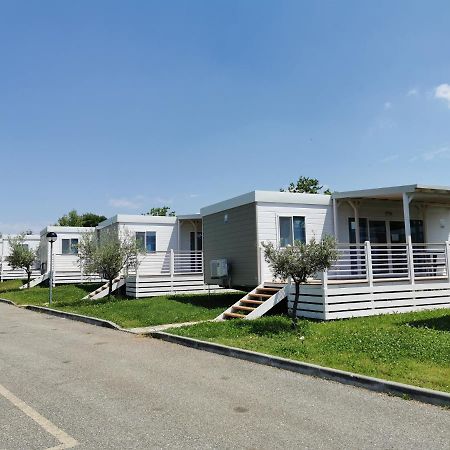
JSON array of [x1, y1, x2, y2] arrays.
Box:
[[326, 241, 450, 284], [133, 250, 203, 276]]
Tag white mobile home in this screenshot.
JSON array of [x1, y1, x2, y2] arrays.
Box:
[[201, 190, 333, 288], [0, 234, 40, 281], [39, 226, 100, 284], [96, 214, 211, 297], [204, 185, 450, 320]]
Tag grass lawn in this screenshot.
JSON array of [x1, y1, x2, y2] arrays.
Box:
[[167, 310, 450, 393], [0, 282, 243, 328]]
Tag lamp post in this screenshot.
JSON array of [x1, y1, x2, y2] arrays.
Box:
[[46, 232, 57, 305]]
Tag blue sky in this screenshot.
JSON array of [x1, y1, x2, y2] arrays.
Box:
[[1, 1, 450, 233]]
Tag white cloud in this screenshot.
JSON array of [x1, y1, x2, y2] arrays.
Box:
[[407, 88, 419, 97], [384, 101, 392, 110], [434, 84, 450, 107], [108, 197, 143, 210], [410, 146, 450, 163]]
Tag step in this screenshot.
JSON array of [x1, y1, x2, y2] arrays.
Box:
[[248, 293, 271, 299], [256, 287, 281, 293], [224, 312, 246, 319], [240, 299, 264, 305], [232, 305, 255, 312]]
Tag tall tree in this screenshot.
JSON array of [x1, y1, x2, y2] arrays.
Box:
[[56, 210, 107, 227], [262, 236, 338, 328], [144, 206, 176, 216], [6, 234, 38, 289], [280, 176, 332, 195], [78, 229, 141, 298]]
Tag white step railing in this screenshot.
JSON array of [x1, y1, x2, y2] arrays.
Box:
[[326, 241, 450, 284]]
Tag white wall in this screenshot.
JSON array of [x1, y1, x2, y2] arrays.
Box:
[[425, 206, 450, 242], [336, 200, 424, 242], [256, 202, 334, 282], [118, 222, 177, 252]]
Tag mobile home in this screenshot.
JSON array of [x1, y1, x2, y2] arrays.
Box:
[[96, 214, 212, 297], [0, 233, 40, 281], [39, 226, 100, 284], [204, 185, 450, 320]]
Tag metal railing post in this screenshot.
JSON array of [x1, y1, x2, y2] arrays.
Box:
[[170, 249, 175, 292], [407, 236, 415, 285], [445, 241, 450, 283], [365, 241, 373, 287]]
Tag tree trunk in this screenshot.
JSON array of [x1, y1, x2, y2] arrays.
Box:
[[108, 279, 113, 299], [27, 271, 31, 289], [291, 281, 300, 329]]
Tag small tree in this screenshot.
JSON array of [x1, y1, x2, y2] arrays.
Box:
[[280, 176, 332, 195], [6, 234, 38, 288], [144, 206, 176, 216], [56, 210, 107, 227], [78, 229, 141, 298], [262, 236, 338, 328]]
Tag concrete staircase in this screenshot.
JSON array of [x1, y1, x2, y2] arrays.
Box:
[[215, 282, 289, 320], [19, 272, 50, 289], [82, 277, 125, 300]]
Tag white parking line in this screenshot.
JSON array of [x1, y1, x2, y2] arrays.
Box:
[[0, 382, 78, 449]]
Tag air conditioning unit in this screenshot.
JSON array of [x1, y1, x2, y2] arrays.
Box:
[[210, 259, 228, 279]]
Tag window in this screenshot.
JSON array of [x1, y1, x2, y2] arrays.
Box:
[[279, 216, 306, 247], [348, 218, 369, 243], [136, 231, 156, 253], [61, 238, 78, 255]]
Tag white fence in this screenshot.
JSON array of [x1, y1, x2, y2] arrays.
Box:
[[0, 259, 40, 281], [126, 250, 219, 298], [327, 242, 449, 284], [287, 241, 450, 320]]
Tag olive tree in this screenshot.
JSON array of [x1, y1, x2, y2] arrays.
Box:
[[262, 236, 338, 328], [77, 228, 141, 298], [6, 234, 38, 288]]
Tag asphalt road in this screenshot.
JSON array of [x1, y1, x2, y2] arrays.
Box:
[[0, 303, 449, 449]]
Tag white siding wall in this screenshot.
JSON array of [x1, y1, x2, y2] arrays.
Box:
[[336, 200, 424, 242], [256, 202, 334, 282], [118, 223, 177, 252], [425, 206, 450, 242]]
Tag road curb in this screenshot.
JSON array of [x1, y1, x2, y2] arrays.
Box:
[[23, 305, 127, 331], [150, 331, 450, 408], [0, 298, 17, 306], [0, 298, 129, 332]]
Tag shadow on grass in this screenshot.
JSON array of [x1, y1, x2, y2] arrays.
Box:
[[406, 314, 450, 332], [165, 292, 245, 309]]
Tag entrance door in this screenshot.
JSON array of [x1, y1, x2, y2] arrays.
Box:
[[369, 220, 388, 276], [190, 232, 203, 271]]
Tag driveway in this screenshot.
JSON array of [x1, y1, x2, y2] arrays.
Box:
[[0, 303, 449, 449]]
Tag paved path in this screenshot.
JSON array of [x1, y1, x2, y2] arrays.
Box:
[[0, 303, 449, 449]]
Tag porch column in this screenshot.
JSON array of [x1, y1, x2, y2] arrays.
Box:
[[332, 198, 339, 241], [402, 193, 412, 241], [403, 193, 415, 284]]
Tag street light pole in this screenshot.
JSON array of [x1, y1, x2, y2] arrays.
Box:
[[46, 232, 57, 305]]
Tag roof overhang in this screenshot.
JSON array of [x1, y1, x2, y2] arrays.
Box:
[[332, 184, 450, 205], [201, 190, 332, 216]]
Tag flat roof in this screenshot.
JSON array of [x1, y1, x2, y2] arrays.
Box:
[[332, 184, 450, 203], [201, 190, 332, 216], [40, 226, 95, 236], [97, 213, 201, 229]]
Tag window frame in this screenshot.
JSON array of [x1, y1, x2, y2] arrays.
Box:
[[278, 215, 306, 247], [61, 238, 79, 255], [136, 231, 157, 253]]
